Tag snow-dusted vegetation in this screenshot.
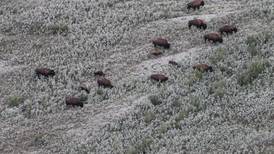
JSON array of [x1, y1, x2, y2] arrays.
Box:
[[0, 0, 274, 153]]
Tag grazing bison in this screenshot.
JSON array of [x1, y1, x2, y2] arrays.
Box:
[[94, 71, 105, 76], [187, 0, 205, 10], [65, 96, 84, 107], [97, 77, 113, 88], [152, 38, 170, 49], [188, 19, 207, 30], [193, 64, 213, 72], [150, 74, 168, 82], [168, 60, 180, 67], [35, 68, 55, 78], [219, 25, 238, 35], [204, 32, 223, 43]]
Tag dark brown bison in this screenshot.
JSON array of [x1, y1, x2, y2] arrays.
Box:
[[219, 25, 238, 35], [94, 71, 105, 76], [65, 96, 84, 107], [150, 74, 168, 82], [152, 38, 170, 49], [193, 64, 213, 72], [97, 77, 113, 88], [204, 32, 223, 43], [187, 0, 205, 10], [168, 60, 180, 67], [188, 19, 207, 30], [35, 68, 55, 78]]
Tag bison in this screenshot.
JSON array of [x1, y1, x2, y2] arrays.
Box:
[[168, 60, 180, 67], [152, 38, 170, 49], [65, 96, 84, 107], [94, 71, 105, 76], [97, 77, 113, 88], [204, 32, 223, 43], [219, 25, 238, 35], [188, 19, 207, 30], [35, 68, 55, 78], [187, 0, 205, 10], [150, 74, 168, 82], [193, 64, 213, 72]]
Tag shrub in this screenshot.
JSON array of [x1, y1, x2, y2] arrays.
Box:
[[148, 95, 162, 106], [210, 80, 226, 98], [46, 23, 69, 35], [209, 48, 225, 64], [238, 59, 266, 86], [193, 70, 203, 80], [31, 133, 46, 147], [127, 138, 153, 154], [189, 96, 202, 113], [144, 111, 155, 124], [7, 96, 24, 107]]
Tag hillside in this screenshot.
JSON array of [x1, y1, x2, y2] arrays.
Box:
[[1, 0, 274, 153]]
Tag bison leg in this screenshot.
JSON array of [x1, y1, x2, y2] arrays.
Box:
[[188, 23, 192, 29], [202, 25, 206, 30]]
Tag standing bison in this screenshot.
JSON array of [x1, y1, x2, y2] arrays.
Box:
[[204, 32, 223, 43], [152, 38, 170, 49], [65, 96, 84, 107], [188, 19, 207, 30], [193, 64, 213, 72], [94, 70, 105, 76], [150, 74, 168, 82], [187, 0, 205, 10], [219, 25, 238, 35], [35, 68, 55, 78], [97, 77, 113, 88]]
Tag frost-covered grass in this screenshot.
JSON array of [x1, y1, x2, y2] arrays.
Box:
[[0, 0, 274, 153]]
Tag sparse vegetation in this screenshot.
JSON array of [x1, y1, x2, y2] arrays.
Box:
[[209, 48, 225, 64], [238, 59, 266, 86], [144, 111, 156, 124], [1, 0, 274, 153], [46, 23, 69, 35], [7, 96, 24, 107], [148, 95, 162, 106]]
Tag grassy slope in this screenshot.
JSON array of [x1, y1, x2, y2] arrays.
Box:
[[0, 0, 274, 153]]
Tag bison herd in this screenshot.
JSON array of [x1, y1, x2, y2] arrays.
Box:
[[33, 0, 238, 108]]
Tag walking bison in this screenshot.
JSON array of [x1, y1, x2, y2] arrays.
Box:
[[35, 68, 55, 78], [219, 25, 238, 35], [150, 74, 169, 82], [188, 19, 207, 30], [204, 32, 223, 43], [152, 38, 170, 49], [65, 96, 84, 107], [187, 0, 205, 10], [193, 64, 213, 72], [97, 77, 113, 88]]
